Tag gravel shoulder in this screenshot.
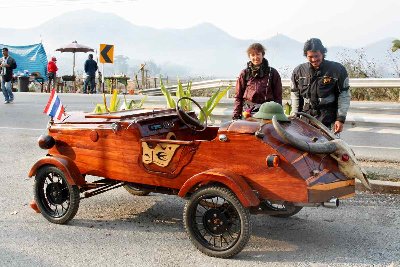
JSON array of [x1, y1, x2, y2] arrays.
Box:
[[359, 160, 400, 182]]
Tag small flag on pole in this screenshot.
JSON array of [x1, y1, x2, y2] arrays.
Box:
[[43, 89, 66, 120]]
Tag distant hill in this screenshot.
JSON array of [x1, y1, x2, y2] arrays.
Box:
[[0, 9, 397, 78]]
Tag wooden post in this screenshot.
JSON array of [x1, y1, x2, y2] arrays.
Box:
[[145, 70, 149, 89], [140, 64, 145, 89], [135, 73, 140, 89]]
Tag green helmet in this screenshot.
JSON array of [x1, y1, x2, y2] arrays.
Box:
[[253, 101, 289, 121]]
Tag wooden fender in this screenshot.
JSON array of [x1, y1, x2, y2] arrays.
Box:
[[178, 169, 260, 207], [28, 155, 85, 186]]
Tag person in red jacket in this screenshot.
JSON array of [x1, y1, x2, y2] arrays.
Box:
[[233, 43, 283, 120], [47, 57, 58, 93]]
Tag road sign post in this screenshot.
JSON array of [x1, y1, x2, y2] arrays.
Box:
[[99, 44, 114, 94]]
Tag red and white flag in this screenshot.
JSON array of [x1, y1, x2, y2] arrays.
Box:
[[43, 89, 66, 120]]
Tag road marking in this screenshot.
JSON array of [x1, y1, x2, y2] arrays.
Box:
[[347, 127, 373, 132], [377, 129, 400, 135], [347, 127, 400, 135], [0, 126, 45, 131], [351, 145, 400, 150]]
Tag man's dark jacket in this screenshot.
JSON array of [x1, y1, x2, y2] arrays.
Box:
[[84, 59, 98, 77], [1, 56, 17, 82]]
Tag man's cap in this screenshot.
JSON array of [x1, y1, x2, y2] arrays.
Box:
[[51, 57, 57, 61]]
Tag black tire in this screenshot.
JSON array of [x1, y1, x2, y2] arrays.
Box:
[[267, 202, 303, 218], [183, 186, 251, 258], [34, 166, 80, 224], [123, 184, 151, 196]]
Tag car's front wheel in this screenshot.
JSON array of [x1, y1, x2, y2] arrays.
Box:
[[34, 166, 80, 224], [183, 186, 251, 258]]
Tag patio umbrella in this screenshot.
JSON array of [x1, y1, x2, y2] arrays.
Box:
[[55, 40, 94, 79]]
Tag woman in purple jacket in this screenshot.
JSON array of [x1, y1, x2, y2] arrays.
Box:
[[232, 43, 283, 120]]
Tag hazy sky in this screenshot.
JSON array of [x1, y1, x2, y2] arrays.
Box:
[[2, 0, 400, 47]]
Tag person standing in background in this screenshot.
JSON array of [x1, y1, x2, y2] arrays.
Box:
[[1, 47, 17, 104], [47, 57, 58, 93], [83, 54, 98, 94], [290, 38, 350, 134], [233, 43, 282, 120]]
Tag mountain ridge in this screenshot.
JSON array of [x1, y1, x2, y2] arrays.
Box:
[[0, 9, 397, 78]]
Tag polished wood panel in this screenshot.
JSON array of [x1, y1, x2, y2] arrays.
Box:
[[36, 109, 355, 206]]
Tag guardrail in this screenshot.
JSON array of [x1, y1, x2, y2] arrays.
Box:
[[127, 95, 400, 127], [139, 78, 400, 96]]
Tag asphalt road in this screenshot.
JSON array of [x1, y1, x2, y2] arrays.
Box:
[[0, 93, 399, 266]]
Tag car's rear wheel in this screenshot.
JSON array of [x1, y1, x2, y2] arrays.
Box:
[[34, 166, 80, 224], [183, 186, 251, 258], [123, 184, 151, 196]]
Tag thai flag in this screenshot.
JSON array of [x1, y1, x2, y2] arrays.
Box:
[[43, 89, 65, 120]]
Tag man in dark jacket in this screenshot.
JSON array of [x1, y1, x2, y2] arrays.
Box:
[[1, 47, 17, 104], [290, 38, 350, 133], [83, 54, 98, 94]]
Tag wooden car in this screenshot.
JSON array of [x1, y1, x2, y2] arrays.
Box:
[[29, 98, 369, 258]]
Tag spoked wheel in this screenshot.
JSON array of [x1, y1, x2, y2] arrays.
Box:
[[265, 201, 303, 218], [183, 186, 251, 258], [34, 166, 80, 224], [123, 184, 150, 196]]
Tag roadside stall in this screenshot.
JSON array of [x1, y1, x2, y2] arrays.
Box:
[[0, 43, 48, 92], [56, 41, 94, 92]]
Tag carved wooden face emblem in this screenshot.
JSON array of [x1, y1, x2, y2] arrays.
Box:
[[142, 132, 179, 167]]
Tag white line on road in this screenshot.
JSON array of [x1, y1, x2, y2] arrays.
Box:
[[347, 127, 373, 132], [377, 128, 400, 135], [347, 127, 400, 135], [351, 145, 400, 150], [0, 126, 45, 131]]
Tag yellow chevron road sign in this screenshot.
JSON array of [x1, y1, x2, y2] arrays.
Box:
[[99, 44, 114, 63]]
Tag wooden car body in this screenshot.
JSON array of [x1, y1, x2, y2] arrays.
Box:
[[30, 107, 359, 258], [30, 108, 354, 207]]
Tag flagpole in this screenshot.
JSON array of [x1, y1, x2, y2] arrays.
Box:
[[48, 117, 54, 127]]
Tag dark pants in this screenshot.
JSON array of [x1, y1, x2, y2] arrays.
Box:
[[306, 107, 336, 128], [47, 72, 56, 93], [84, 75, 96, 94]]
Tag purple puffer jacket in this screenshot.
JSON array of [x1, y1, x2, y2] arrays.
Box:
[[233, 67, 282, 119]]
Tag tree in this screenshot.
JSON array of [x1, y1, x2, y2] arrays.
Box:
[[386, 50, 400, 78], [144, 60, 161, 76], [337, 48, 381, 78], [336, 49, 391, 101], [114, 55, 130, 75], [392, 39, 400, 52]]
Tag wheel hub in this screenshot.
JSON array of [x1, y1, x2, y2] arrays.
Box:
[[46, 183, 68, 205], [203, 208, 229, 235]]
